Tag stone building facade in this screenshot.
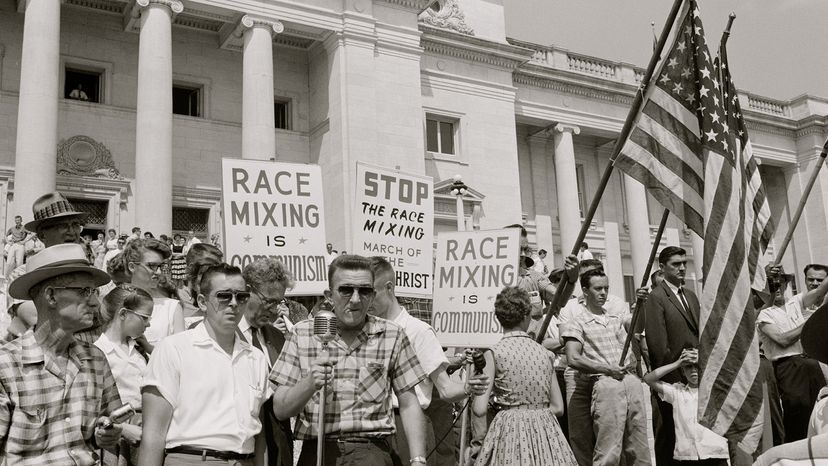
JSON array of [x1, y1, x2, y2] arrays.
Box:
[[0, 0, 826, 299]]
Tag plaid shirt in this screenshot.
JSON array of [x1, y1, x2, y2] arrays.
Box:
[[270, 315, 426, 440], [397, 297, 432, 325], [0, 324, 122, 464], [560, 302, 633, 373]]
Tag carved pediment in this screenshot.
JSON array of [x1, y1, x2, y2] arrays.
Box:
[[57, 135, 124, 179], [419, 0, 474, 36]]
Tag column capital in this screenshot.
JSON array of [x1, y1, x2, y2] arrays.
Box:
[[553, 123, 580, 135], [136, 0, 183, 14], [240, 14, 284, 36]]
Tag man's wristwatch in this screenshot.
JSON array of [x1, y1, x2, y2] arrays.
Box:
[[410, 456, 427, 465]]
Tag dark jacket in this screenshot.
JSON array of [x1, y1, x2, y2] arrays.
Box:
[[250, 325, 292, 466], [643, 281, 700, 383]]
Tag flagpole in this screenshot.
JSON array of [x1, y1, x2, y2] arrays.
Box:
[[773, 138, 828, 264], [535, 0, 687, 343], [618, 208, 670, 365]]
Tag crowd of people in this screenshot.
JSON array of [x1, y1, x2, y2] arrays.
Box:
[[0, 192, 825, 466]]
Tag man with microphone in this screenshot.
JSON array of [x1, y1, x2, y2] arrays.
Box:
[[271, 255, 429, 466]]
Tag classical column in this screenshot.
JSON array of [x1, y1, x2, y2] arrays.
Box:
[[13, 0, 61, 218], [624, 175, 652, 284], [134, 0, 182, 235], [553, 123, 581, 254], [241, 15, 283, 160]]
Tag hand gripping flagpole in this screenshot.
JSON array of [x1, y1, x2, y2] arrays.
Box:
[[535, 0, 688, 343]]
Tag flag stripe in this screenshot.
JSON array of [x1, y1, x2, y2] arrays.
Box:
[[634, 107, 704, 179], [629, 126, 704, 193], [648, 85, 701, 136]]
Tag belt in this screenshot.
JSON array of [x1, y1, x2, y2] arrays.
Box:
[[325, 436, 390, 446], [165, 446, 254, 460], [499, 403, 549, 411]]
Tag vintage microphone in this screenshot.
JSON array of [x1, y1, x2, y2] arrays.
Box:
[[313, 307, 338, 466]]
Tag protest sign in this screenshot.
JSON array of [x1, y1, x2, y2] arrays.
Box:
[[353, 162, 434, 298], [221, 159, 327, 295], [432, 228, 520, 347]]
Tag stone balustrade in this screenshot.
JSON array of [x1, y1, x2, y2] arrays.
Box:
[[745, 93, 789, 117]]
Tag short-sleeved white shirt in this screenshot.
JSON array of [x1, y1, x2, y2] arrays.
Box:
[[144, 298, 180, 346], [94, 333, 147, 409], [142, 323, 270, 453], [393, 307, 449, 409], [757, 294, 805, 361], [659, 383, 729, 461]]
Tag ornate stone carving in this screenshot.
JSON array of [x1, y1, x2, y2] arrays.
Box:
[[57, 135, 124, 179], [419, 0, 474, 36]]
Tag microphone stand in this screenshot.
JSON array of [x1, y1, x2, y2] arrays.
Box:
[[317, 341, 329, 466]]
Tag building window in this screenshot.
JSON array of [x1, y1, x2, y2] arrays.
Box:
[[64, 68, 102, 103], [68, 198, 108, 237], [172, 206, 209, 239], [576, 164, 587, 217], [426, 115, 456, 155], [274, 99, 290, 130], [623, 275, 636, 304], [172, 84, 201, 117]]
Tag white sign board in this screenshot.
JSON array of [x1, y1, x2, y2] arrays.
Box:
[[221, 159, 328, 295], [353, 163, 434, 298], [432, 229, 520, 347]]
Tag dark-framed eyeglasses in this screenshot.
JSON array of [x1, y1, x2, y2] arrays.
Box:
[[132, 261, 169, 273], [337, 285, 375, 298], [213, 289, 251, 306], [247, 284, 282, 310], [50, 286, 100, 298]]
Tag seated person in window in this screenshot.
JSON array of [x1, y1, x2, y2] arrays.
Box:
[[69, 84, 89, 101]]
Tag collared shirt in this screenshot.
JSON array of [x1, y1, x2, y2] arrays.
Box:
[[270, 315, 426, 440], [663, 280, 692, 312], [396, 297, 432, 325], [560, 302, 632, 372], [238, 316, 272, 368], [6, 226, 27, 243], [93, 333, 146, 409], [757, 294, 805, 361], [392, 307, 448, 409], [0, 324, 122, 465], [142, 323, 270, 453], [658, 383, 728, 460]]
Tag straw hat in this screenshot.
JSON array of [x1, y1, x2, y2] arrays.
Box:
[[9, 244, 110, 299], [802, 301, 828, 365], [24, 192, 88, 232]]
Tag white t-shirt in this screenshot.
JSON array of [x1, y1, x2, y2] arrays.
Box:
[[94, 333, 147, 409], [393, 307, 449, 409], [757, 294, 805, 361], [659, 383, 729, 461], [144, 298, 181, 345], [142, 323, 270, 453]]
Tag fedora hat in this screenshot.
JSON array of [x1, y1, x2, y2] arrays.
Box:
[[802, 301, 828, 365], [25, 192, 88, 232], [9, 244, 110, 299]]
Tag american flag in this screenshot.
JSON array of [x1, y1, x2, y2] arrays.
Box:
[[614, 0, 772, 451]]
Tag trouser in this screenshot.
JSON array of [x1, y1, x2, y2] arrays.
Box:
[[391, 391, 458, 466], [760, 355, 785, 445], [5, 243, 24, 276], [654, 396, 677, 465], [298, 437, 397, 466], [164, 454, 253, 466], [592, 374, 651, 466], [773, 354, 827, 442], [565, 367, 595, 466]]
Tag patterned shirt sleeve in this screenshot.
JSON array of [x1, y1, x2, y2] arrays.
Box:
[[96, 348, 124, 414], [0, 376, 9, 451], [560, 314, 585, 344], [270, 331, 302, 388], [389, 331, 427, 394]]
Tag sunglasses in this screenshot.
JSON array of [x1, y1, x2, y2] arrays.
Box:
[[133, 262, 168, 273], [337, 285, 375, 298], [122, 308, 152, 323], [51, 286, 100, 298], [213, 289, 251, 305]]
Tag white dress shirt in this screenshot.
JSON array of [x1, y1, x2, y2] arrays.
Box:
[[392, 307, 449, 409], [238, 315, 272, 368], [659, 383, 729, 461], [94, 333, 146, 409]]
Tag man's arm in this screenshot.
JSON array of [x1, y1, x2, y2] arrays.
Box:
[[564, 339, 624, 379], [758, 322, 804, 348], [801, 277, 828, 309], [397, 388, 427, 462], [643, 357, 683, 395], [272, 357, 332, 420], [137, 387, 173, 466]]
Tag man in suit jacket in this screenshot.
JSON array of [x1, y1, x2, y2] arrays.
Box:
[[241, 258, 294, 466], [644, 246, 700, 465]]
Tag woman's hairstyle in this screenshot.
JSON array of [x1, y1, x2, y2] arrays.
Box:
[[109, 238, 172, 280], [186, 243, 224, 305], [494, 286, 532, 329], [101, 284, 154, 328]]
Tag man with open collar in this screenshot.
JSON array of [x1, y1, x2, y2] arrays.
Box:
[[0, 244, 121, 464], [271, 254, 429, 466]]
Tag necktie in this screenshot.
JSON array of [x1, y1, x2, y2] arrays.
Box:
[[250, 329, 263, 351], [677, 288, 690, 313]]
